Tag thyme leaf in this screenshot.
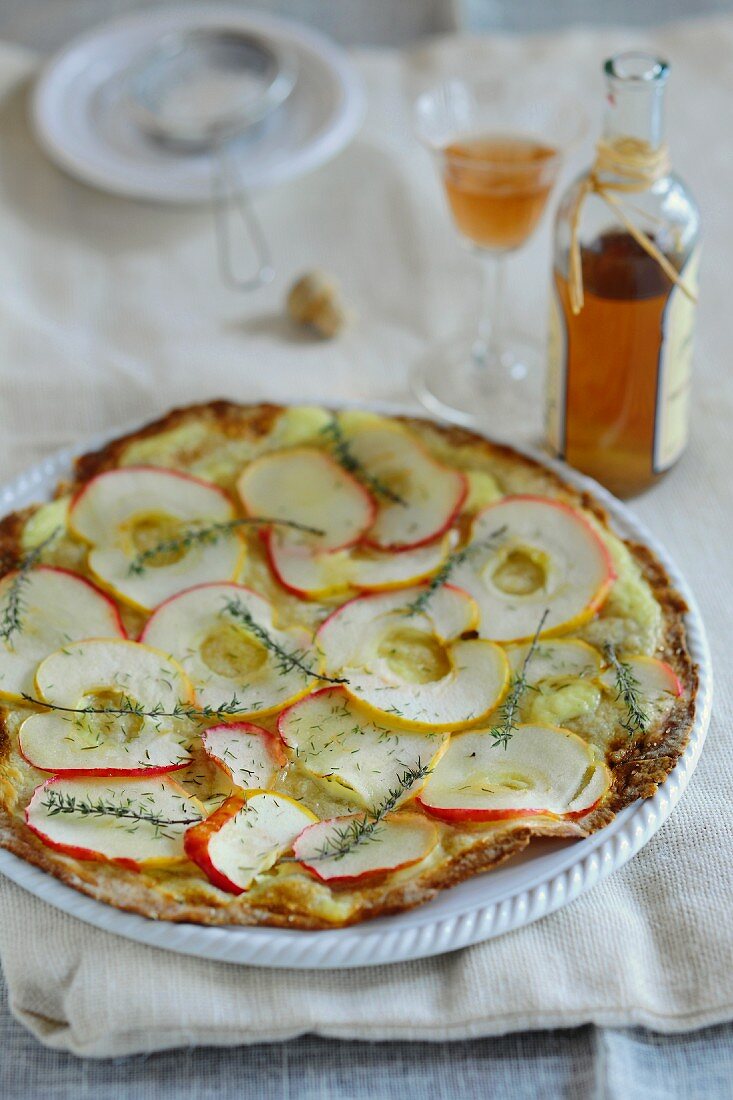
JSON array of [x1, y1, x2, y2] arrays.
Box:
[[222, 596, 349, 685], [320, 416, 407, 505], [41, 789, 203, 834], [308, 760, 432, 862], [21, 692, 255, 723], [127, 517, 325, 576], [603, 643, 649, 735], [488, 608, 550, 749], [0, 528, 62, 645], [403, 525, 507, 617]]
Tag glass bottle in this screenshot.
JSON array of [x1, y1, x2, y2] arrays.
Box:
[[546, 52, 701, 498]]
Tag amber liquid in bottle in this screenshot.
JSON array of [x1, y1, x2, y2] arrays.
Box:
[[553, 230, 679, 498], [442, 136, 557, 250]]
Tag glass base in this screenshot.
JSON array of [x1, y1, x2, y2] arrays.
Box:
[[410, 330, 545, 446]]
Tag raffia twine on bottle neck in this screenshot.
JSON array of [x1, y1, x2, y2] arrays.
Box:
[[568, 136, 697, 315]]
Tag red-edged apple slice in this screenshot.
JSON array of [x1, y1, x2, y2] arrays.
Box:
[[264, 529, 452, 600], [342, 423, 467, 551], [26, 775, 205, 869], [69, 466, 244, 613], [184, 790, 317, 894], [201, 722, 286, 790], [316, 585, 509, 731], [19, 638, 195, 775], [601, 654, 683, 724], [451, 496, 616, 643], [418, 724, 610, 822], [0, 565, 126, 701], [293, 811, 438, 884], [237, 448, 375, 552], [278, 687, 448, 809], [141, 582, 315, 719]]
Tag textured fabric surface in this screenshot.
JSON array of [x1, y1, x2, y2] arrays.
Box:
[[1, 955, 733, 1100], [0, 17, 731, 1058]]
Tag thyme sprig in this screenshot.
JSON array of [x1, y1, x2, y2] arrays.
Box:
[[403, 525, 508, 617], [603, 643, 649, 735], [489, 608, 550, 749], [21, 691, 254, 724], [41, 789, 203, 835], [0, 527, 62, 645], [321, 416, 406, 506], [222, 596, 348, 685], [127, 516, 325, 576], [310, 760, 432, 862]]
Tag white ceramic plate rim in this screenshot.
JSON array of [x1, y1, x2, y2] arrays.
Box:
[[0, 402, 712, 968], [31, 4, 366, 202]]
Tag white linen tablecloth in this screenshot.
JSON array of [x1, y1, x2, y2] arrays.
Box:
[[0, 18, 731, 1058]]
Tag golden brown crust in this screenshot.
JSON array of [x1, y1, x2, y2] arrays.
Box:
[[0, 401, 699, 929]]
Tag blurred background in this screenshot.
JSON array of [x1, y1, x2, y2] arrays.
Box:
[[2, 0, 733, 50]]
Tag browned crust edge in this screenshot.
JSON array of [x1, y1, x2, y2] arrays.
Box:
[[0, 401, 699, 930]]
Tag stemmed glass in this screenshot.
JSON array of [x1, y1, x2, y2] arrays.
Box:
[[412, 78, 587, 434]]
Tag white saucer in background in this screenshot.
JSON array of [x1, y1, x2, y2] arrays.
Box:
[[31, 4, 366, 203]]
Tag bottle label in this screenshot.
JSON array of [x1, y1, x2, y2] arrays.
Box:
[[546, 278, 567, 456], [654, 247, 700, 473]]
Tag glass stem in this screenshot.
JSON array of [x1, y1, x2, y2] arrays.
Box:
[[473, 252, 505, 370]]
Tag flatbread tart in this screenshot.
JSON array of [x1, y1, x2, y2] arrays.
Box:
[[0, 402, 697, 929]]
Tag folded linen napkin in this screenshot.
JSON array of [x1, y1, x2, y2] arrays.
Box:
[[0, 19, 731, 1056]]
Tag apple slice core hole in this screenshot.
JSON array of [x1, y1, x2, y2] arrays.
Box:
[[376, 627, 452, 684], [199, 622, 268, 679], [122, 511, 190, 568], [80, 689, 145, 742], [489, 547, 548, 597]]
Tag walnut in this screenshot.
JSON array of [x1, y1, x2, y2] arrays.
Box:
[[286, 271, 349, 338]]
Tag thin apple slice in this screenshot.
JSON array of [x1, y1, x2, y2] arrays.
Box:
[[451, 496, 616, 643], [69, 466, 244, 613], [184, 790, 317, 894], [201, 722, 286, 790], [506, 639, 603, 685], [237, 448, 375, 552], [507, 639, 604, 725], [26, 775, 205, 869], [293, 811, 438, 884], [264, 529, 451, 600], [341, 423, 467, 550], [418, 724, 610, 822], [0, 566, 126, 701], [601, 654, 682, 726], [141, 583, 315, 719], [19, 639, 194, 775], [316, 586, 509, 731], [278, 687, 448, 809]]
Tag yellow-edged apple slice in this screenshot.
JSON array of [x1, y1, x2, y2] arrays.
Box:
[[0, 565, 126, 701], [141, 582, 315, 719], [342, 422, 467, 550], [601, 654, 683, 725], [264, 529, 452, 600], [316, 585, 509, 731], [278, 687, 448, 809], [237, 447, 375, 552], [19, 639, 195, 775], [418, 724, 610, 822], [293, 811, 438, 885], [507, 639, 604, 725], [69, 466, 244, 613], [26, 775, 205, 869], [201, 722, 286, 790], [184, 790, 317, 894], [452, 496, 616, 643]]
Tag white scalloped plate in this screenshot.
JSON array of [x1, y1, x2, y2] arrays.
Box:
[[0, 411, 712, 968]]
